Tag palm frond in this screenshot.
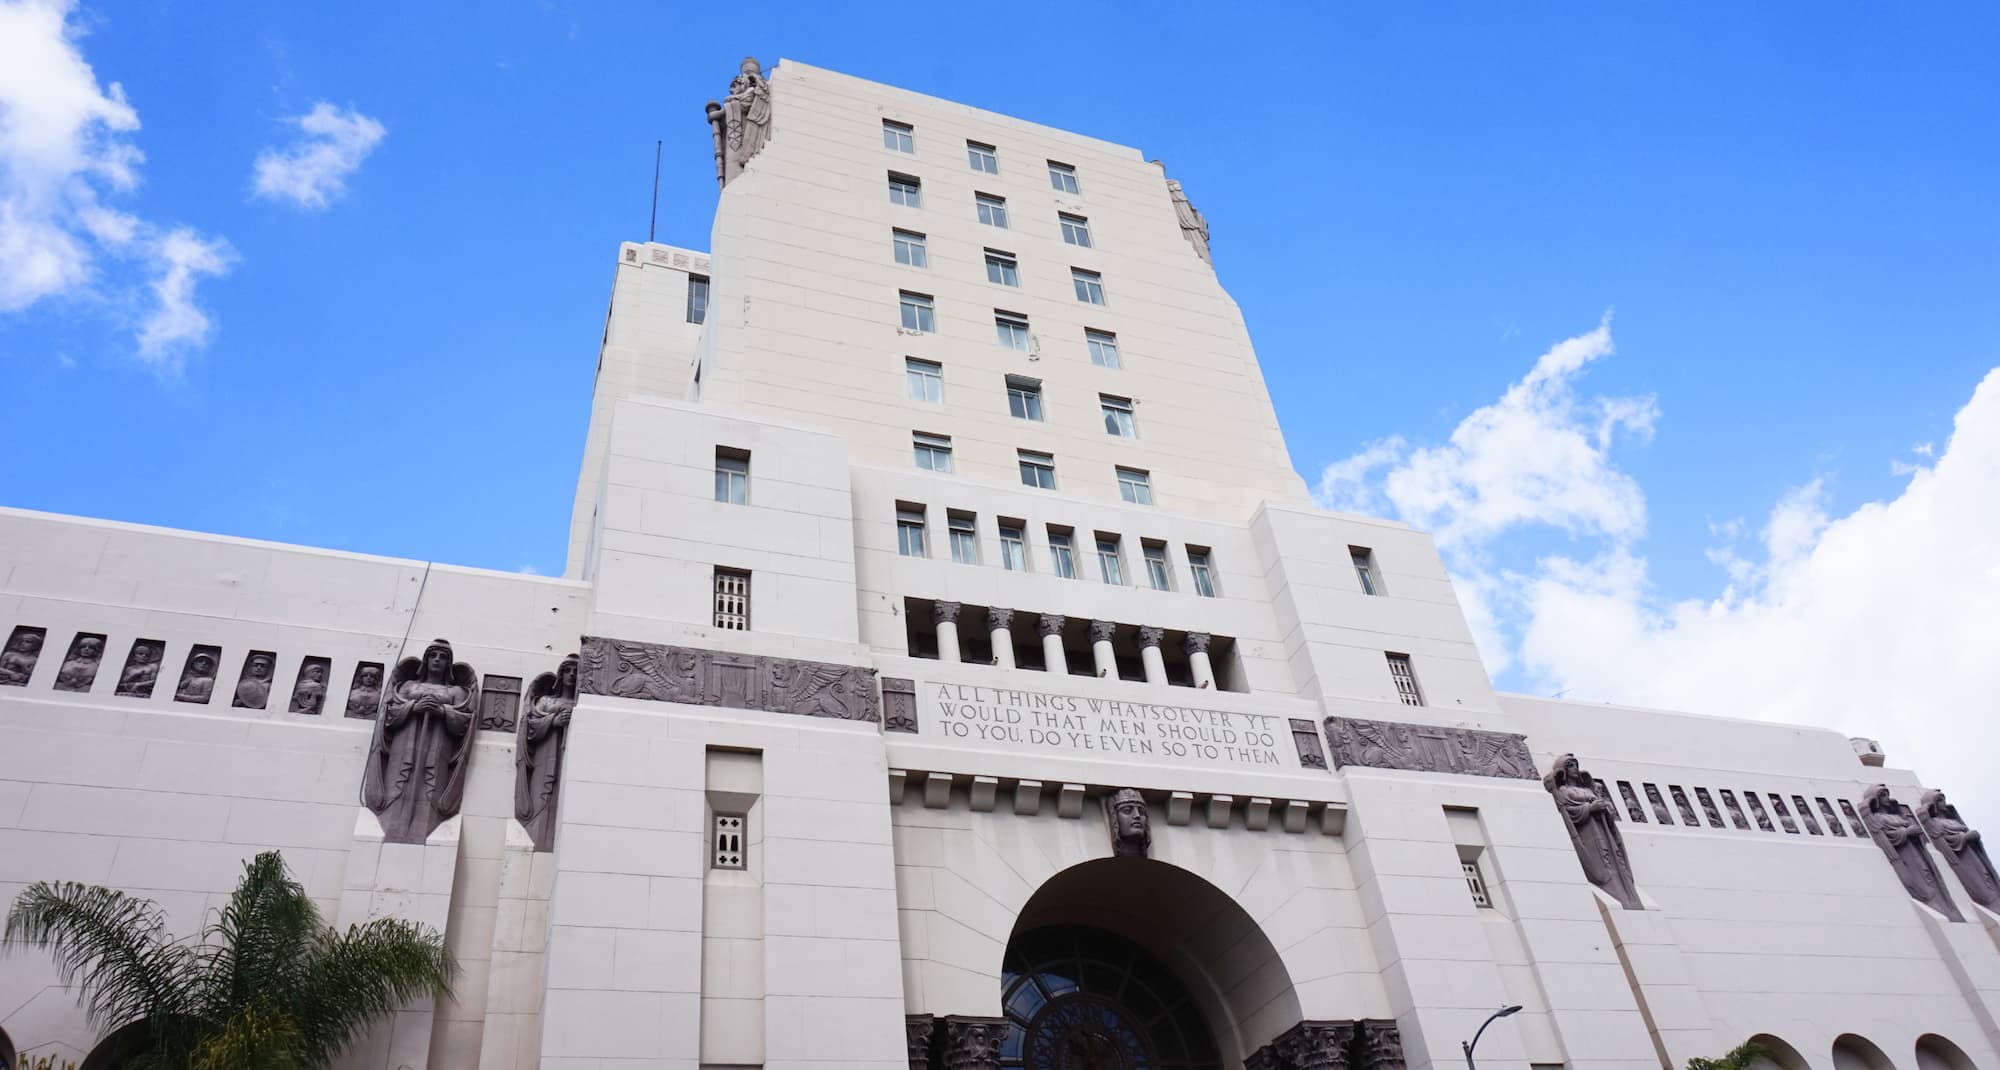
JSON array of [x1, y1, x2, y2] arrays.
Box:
[[2, 882, 202, 1035], [289, 917, 456, 1068], [198, 853, 323, 1019], [187, 1002, 304, 1070]]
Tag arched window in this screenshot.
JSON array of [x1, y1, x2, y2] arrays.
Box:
[[1746, 1034, 1809, 1070], [1001, 926, 1220, 1070], [1914, 1034, 1978, 1070], [1831, 1034, 1895, 1070]]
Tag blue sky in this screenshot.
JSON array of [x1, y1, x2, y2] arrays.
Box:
[[5, 3, 1999, 806]]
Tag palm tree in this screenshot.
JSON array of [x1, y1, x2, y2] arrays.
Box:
[[1686, 1040, 1773, 1070], [3, 851, 456, 1070]]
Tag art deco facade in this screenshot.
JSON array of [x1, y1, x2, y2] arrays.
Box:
[[3, 60, 1998, 1070]]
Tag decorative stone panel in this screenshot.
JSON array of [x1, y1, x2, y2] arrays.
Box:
[[884, 677, 919, 733], [905, 1013, 936, 1070], [580, 634, 880, 722], [940, 1016, 1006, 1070], [1323, 717, 1537, 779], [1290, 718, 1328, 770]]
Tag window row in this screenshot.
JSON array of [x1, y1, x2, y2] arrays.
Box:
[[886, 176, 1094, 248], [892, 507, 1216, 595], [881, 120, 1082, 194], [905, 359, 1137, 433], [891, 243, 1107, 305], [1595, 774, 1871, 840], [897, 294, 1120, 367], [910, 433, 1153, 503]]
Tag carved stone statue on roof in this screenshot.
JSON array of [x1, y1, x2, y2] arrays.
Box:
[[707, 57, 772, 187]]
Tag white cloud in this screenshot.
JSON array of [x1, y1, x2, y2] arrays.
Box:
[[251, 102, 384, 211], [1317, 322, 2000, 822], [137, 226, 233, 366]]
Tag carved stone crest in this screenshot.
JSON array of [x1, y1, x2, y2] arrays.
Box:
[[1545, 754, 1643, 910], [1919, 789, 2000, 911], [364, 640, 479, 845], [1290, 718, 1328, 770], [1105, 788, 1151, 858], [883, 677, 919, 733], [516, 655, 576, 852], [580, 635, 879, 722], [1323, 717, 1537, 780], [1861, 784, 1962, 921]]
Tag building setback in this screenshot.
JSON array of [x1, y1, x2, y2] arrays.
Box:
[[2, 58, 1997, 1070]]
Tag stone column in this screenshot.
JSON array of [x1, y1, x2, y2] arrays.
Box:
[[1184, 632, 1214, 689], [1137, 627, 1168, 685], [1088, 620, 1118, 678], [934, 602, 962, 664], [987, 608, 1016, 669], [1037, 614, 1068, 675]]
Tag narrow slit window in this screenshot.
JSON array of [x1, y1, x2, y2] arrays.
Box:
[[713, 569, 750, 630], [1386, 653, 1424, 706], [1462, 860, 1492, 908], [1350, 546, 1381, 595], [712, 812, 747, 869], [686, 275, 710, 324]]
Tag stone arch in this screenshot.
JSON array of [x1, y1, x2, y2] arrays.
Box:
[[1746, 1034, 1811, 1070], [1831, 1033, 1897, 1070], [1005, 857, 1304, 1064], [1914, 1034, 1975, 1070]]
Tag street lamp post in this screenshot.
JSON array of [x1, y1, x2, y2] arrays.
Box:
[[1461, 1004, 1522, 1069]]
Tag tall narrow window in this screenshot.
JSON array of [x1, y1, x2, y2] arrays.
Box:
[[995, 311, 1030, 351], [1101, 395, 1137, 438], [1142, 542, 1171, 591], [1047, 528, 1078, 579], [1086, 329, 1121, 369], [899, 291, 935, 333], [713, 568, 750, 630], [966, 140, 998, 173], [714, 447, 749, 504], [888, 172, 922, 207], [1018, 450, 1056, 489], [976, 193, 1009, 228], [984, 249, 1020, 286], [1048, 161, 1080, 194], [1386, 653, 1424, 706], [883, 120, 914, 153], [948, 513, 979, 565], [897, 506, 928, 557], [1187, 548, 1217, 598], [1350, 547, 1382, 595], [1059, 213, 1092, 248], [999, 522, 1028, 571], [1116, 466, 1153, 505], [686, 275, 710, 324], [1072, 268, 1106, 305], [913, 432, 953, 472], [1096, 536, 1125, 586], [905, 357, 943, 402], [1007, 375, 1044, 421], [893, 229, 928, 268]]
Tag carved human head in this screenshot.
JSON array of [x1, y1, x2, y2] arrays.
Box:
[[1105, 788, 1150, 857], [359, 666, 382, 688], [249, 654, 272, 678], [13, 632, 42, 653], [190, 653, 215, 675], [1921, 789, 1949, 816], [422, 640, 453, 680], [739, 56, 762, 78], [132, 643, 157, 663], [305, 664, 325, 682], [76, 637, 102, 660], [558, 654, 579, 694], [1863, 784, 1895, 815]]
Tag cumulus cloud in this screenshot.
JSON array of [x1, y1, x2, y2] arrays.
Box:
[[251, 103, 384, 210], [137, 226, 233, 365], [1316, 322, 2000, 821]]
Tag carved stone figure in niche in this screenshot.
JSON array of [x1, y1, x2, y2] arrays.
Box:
[[1643, 783, 1673, 824], [1617, 781, 1646, 822], [1105, 788, 1151, 858], [706, 57, 772, 187], [53, 633, 105, 692], [116, 640, 163, 698], [1719, 789, 1750, 830], [232, 651, 275, 709], [1769, 794, 1798, 833], [516, 655, 576, 852], [1744, 791, 1774, 831], [1861, 784, 1962, 921], [1919, 790, 2000, 910], [1545, 754, 1643, 910], [345, 663, 385, 719], [1670, 786, 1698, 826], [1791, 795, 1822, 835], [289, 658, 330, 715], [1593, 779, 1617, 820], [1839, 798, 1868, 837], [174, 648, 219, 704], [1695, 787, 1724, 828], [1166, 178, 1211, 265], [0, 626, 45, 686], [1818, 798, 1848, 837], [364, 640, 479, 845]]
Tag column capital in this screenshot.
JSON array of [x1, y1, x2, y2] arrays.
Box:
[[987, 607, 1015, 632], [1182, 631, 1212, 655], [1036, 613, 1067, 638], [941, 1016, 1007, 1070], [1088, 619, 1117, 643], [1136, 625, 1165, 649], [932, 601, 962, 625]]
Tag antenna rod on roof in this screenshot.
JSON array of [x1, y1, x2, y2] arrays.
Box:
[[648, 139, 662, 243]]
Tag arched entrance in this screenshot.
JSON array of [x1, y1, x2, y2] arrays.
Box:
[[1001, 926, 1219, 1070]]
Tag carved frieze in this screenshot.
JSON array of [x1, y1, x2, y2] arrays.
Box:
[[1291, 718, 1328, 770], [1323, 717, 1538, 780], [0, 625, 47, 686], [580, 635, 880, 723], [1694, 787, 1724, 828], [940, 1016, 1005, 1070], [1718, 789, 1750, 829], [1670, 785, 1698, 826], [1861, 784, 1963, 921], [1768, 794, 1799, 833], [883, 677, 919, 733], [1644, 783, 1673, 824], [115, 638, 163, 698], [1744, 791, 1774, 831], [1792, 795, 1823, 835], [1818, 798, 1848, 838]]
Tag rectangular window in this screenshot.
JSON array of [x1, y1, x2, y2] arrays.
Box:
[[888, 172, 922, 207], [686, 275, 710, 324], [714, 447, 749, 504], [995, 311, 1030, 351], [1101, 394, 1137, 438], [999, 522, 1028, 571], [713, 568, 750, 630], [1047, 528, 1078, 578], [967, 140, 998, 174], [712, 811, 747, 870], [1116, 466, 1153, 505], [1072, 268, 1106, 305], [984, 249, 1020, 287], [905, 357, 943, 402], [1350, 547, 1381, 595], [899, 291, 935, 333], [948, 513, 979, 565], [1018, 449, 1056, 489], [976, 193, 1009, 228], [1006, 375, 1044, 421], [1386, 653, 1424, 706], [1142, 542, 1171, 591], [883, 120, 914, 153], [1187, 548, 1217, 597], [1096, 535, 1125, 586], [897, 506, 927, 558], [1086, 329, 1121, 369], [1462, 860, 1492, 908], [1059, 213, 1092, 248], [893, 229, 928, 268], [913, 432, 953, 472], [1048, 161, 1080, 194]]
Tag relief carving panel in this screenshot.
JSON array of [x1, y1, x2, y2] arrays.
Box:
[[174, 645, 220, 704], [1290, 718, 1328, 770], [116, 638, 164, 699], [1323, 717, 1537, 779], [0, 625, 47, 686], [289, 656, 331, 715], [883, 677, 918, 733], [580, 635, 879, 722], [52, 632, 105, 693]]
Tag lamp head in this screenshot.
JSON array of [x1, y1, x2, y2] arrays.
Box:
[[1498, 1005, 1522, 1017]]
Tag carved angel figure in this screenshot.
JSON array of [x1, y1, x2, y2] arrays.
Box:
[[364, 639, 479, 845], [0, 628, 42, 685], [1861, 784, 1962, 921], [516, 654, 577, 852], [1166, 178, 1211, 265], [1919, 789, 2000, 910], [1545, 754, 1643, 910], [706, 57, 772, 186], [54, 635, 104, 692]]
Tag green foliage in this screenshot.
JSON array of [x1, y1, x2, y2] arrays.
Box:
[[4, 851, 456, 1070], [18, 1055, 82, 1070], [1687, 1040, 1774, 1070]]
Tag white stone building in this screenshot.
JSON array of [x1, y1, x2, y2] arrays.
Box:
[[3, 59, 1998, 1070]]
